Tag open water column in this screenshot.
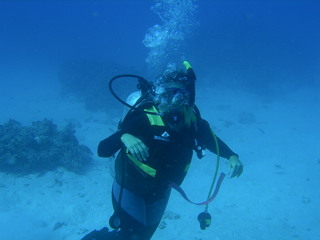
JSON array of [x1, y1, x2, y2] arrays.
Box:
[[143, 0, 198, 74]]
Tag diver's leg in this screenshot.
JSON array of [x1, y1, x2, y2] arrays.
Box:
[[111, 182, 171, 240], [113, 203, 164, 240], [144, 187, 171, 239], [111, 181, 148, 239], [81, 184, 171, 240], [80, 227, 120, 240]]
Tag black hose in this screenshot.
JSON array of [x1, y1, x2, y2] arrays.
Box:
[[108, 74, 146, 109], [108, 74, 160, 115]]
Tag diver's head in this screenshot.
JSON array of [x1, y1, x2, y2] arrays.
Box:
[[156, 68, 195, 106], [155, 67, 195, 131]]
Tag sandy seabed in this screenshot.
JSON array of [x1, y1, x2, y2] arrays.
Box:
[[0, 79, 319, 240]]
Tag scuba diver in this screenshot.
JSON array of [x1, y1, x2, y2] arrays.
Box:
[[81, 61, 243, 240]]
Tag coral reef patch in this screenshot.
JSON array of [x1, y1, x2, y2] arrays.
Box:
[[0, 119, 92, 174]]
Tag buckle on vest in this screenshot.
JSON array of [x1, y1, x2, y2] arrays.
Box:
[[154, 131, 170, 142]]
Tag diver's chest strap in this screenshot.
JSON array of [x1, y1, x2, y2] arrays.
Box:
[[126, 151, 157, 178]]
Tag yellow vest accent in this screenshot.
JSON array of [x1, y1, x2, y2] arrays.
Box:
[[126, 105, 198, 178], [127, 152, 157, 177], [184, 163, 191, 172], [183, 105, 197, 125], [144, 106, 165, 126]]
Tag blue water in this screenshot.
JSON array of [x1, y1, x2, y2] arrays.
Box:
[[0, 1, 319, 240], [1, 0, 319, 91]]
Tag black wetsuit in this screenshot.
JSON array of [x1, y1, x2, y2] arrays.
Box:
[[93, 105, 237, 240]]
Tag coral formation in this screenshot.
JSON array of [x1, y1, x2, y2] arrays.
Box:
[[0, 119, 92, 174]]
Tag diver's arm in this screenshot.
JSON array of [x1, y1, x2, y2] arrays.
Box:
[[197, 118, 243, 177], [99, 113, 150, 160], [98, 112, 148, 158], [120, 114, 151, 162], [98, 131, 123, 157], [197, 118, 238, 159], [120, 133, 149, 162]]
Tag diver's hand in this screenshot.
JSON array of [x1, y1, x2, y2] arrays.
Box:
[[228, 155, 243, 178], [121, 133, 149, 162]]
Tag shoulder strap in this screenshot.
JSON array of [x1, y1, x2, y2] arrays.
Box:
[[144, 106, 165, 127], [118, 98, 154, 130]]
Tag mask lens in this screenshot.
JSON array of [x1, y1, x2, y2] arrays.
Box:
[[164, 88, 190, 105]]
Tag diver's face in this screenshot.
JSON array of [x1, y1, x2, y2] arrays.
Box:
[[156, 83, 192, 132], [163, 87, 190, 106], [156, 82, 190, 107]]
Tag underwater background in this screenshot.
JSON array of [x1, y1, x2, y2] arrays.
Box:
[[0, 0, 319, 240]]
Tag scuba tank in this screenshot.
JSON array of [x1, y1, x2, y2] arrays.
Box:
[[108, 74, 159, 130], [121, 91, 141, 120]]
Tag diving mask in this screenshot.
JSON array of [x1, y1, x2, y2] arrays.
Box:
[[157, 89, 192, 131], [158, 87, 191, 106]]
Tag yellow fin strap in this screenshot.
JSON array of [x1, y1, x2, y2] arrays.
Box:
[[127, 153, 157, 177], [144, 106, 165, 126]]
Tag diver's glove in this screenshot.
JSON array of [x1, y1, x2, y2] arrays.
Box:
[[121, 133, 149, 162], [228, 155, 243, 178]]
